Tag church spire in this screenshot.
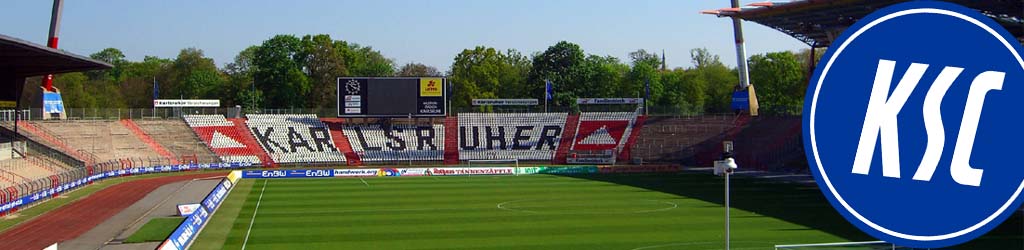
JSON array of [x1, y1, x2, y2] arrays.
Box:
[[661, 49, 667, 71]]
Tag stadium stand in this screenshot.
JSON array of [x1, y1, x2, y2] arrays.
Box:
[[132, 120, 219, 164], [320, 118, 362, 165], [28, 120, 167, 166], [341, 123, 444, 162], [457, 113, 567, 161], [120, 119, 179, 164], [631, 114, 738, 164], [184, 115, 272, 165], [245, 114, 346, 164], [731, 116, 805, 173]]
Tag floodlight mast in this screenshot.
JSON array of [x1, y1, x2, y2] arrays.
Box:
[[42, 0, 64, 92], [730, 0, 751, 89]]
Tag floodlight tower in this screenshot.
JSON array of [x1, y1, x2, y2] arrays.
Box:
[[729, 0, 750, 89], [42, 0, 64, 92]]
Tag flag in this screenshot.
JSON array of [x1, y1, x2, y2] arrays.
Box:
[[153, 77, 159, 100], [545, 79, 553, 100]]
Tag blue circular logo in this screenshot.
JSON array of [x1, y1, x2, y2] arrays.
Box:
[[804, 1, 1024, 248]]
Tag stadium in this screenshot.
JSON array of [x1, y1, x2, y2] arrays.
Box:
[[1, 1, 1023, 250]]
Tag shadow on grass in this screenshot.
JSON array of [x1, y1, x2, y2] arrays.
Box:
[[565, 172, 1023, 250]]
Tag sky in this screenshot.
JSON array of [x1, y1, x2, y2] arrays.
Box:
[[1, 0, 808, 72]]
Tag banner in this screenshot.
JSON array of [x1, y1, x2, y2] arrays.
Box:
[[153, 99, 220, 108], [333, 169, 379, 177], [201, 179, 233, 211], [597, 165, 680, 174], [399, 168, 430, 176], [429, 167, 514, 176], [576, 98, 644, 105], [42, 92, 65, 114], [241, 169, 334, 178], [516, 166, 598, 175], [472, 99, 539, 106]]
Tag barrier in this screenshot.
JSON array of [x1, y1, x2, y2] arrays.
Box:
[[0, 162, 252, 214], [159, 173, 242, 250], [516, 166, 598, 175], [241, 169, 334, 179], [333, 169, 379, 177], [429, 167, 515, 176], [597, 165, 681, 174]]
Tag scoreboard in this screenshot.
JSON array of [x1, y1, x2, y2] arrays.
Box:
[[337, 77, 446, 117]]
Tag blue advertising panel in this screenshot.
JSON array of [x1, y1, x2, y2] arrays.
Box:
[[242, 169, 334, 178], [43, 92, 65, 114], [804, 2, 1024, 247], [730, 90, 749, 111]]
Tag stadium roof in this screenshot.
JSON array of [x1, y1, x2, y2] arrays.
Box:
[[702, 0, 1024, 47], [0, 33, 111, 77]]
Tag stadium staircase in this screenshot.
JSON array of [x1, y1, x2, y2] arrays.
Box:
[[120, 119, 180, 165], [618, 115, 646, 162], [552, 114, 580, 164], [443, 117, 459, 165], [228, 118, 277, 167], [321, 118, 362, 166]]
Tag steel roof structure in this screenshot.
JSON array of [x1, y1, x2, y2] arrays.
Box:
[[702, 0, 1024, 47]]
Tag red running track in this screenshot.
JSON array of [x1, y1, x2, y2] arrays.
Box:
[[0, 172, 225, 250]]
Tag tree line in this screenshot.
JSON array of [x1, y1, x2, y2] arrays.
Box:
[[36, 34, 814, 114]]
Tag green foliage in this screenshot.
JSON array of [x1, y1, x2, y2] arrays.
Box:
[[300, 34, 348, 108], [44, 36, 811, 115], [528, 41, 586, 107], [449, 47, 530, 109], [123, 217, 185, 243], [253, 35, 310, 108], [749, 51, 807, 114], [397, 62, 441, 77]]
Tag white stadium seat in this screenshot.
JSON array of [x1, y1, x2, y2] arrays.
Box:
[[245, 114, 346, 163], [457, 113, 567, 160], [342, 124, 444, 162]]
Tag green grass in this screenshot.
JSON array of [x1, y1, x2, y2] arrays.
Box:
[[0, 170, 230, 233], [124, 217, 186, 243], [191, 172, 1023, 250], [192, 178, 255, 250]]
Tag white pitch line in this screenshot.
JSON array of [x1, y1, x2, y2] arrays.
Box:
[[241, 179, 268, 250], [359, 178, 370, 187]]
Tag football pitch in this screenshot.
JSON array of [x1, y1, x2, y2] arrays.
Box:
[[188, 172, 1018, 250]]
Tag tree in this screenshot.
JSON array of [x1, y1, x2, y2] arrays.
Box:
[[300, 34, 348, 108], [397, 63, 441, 77], [690, 48, 737, 113], [748, 51, 806, 114], [166, 48, 221, 99], [449, 47, 531, 109], [579, 55, 627, 99], [254, 35, 310, 108], [338, 42, 395, 77], [121, 56, 172, 107], [625, 49, 663, 105], [225, 46, 260, 109], [87, 48, 127, 81], [527, 41, 586, 107]]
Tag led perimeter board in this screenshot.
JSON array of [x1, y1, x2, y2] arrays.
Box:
[[337, 77, 446, 117]]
